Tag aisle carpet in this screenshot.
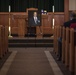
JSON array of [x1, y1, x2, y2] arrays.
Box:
[[6, 48, 54, 75]]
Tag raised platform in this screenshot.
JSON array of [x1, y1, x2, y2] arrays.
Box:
[[8, 37, 53, 47]]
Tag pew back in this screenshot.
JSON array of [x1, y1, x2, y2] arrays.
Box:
[[0, 25, 8, 58], [65, 27, 70, 67], [62, 27, 66, 62], [69, 28, 75, 72]]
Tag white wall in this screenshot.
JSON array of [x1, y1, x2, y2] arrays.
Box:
[[69, 0, 76, 10]]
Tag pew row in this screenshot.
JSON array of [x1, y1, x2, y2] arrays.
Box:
[[69, 28, 75, 73], [75, 30, 76, 75], [54, 25, 62, 55], [65, 27, 70, 67], [0, 25, 8, 58], [54, 26, 76, 74]]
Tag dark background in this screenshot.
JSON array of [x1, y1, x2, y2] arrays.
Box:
[[0, 0, 64, 12]]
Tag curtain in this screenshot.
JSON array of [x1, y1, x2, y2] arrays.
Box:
[[0, 0, 64, 12], [10, 0, 54, 12], [54, 0, 64, 12], [0, 0, 9, 12]]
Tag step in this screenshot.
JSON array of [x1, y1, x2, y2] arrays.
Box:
[[8, 37, 53, 47], [9, 43, 53, 47], [9, 38, 53, 43]]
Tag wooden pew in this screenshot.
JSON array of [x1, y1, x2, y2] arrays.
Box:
[[56, 26, 59, 55], [54, 25, 60, 55], [69, 28, 75, 73], [0, 25, 3, 58], [61, 27, 76, 73], [53, 26, 55, 52], [62, 27, 66, 62], [0, 25, 8, 58], [54, 25, 62, 59], [54, 26, 57, 53], [3, 26, 5, 55], [54, 26, 76, 74], [3, 25, 8, 55], [74, 31, 76, 75], [0, 25, 5, 58], [4, 26, 8, 53], [59, 26, 62, 38], [65, 27, 70, 67]]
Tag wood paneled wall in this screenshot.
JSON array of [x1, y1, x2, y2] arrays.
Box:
[[54, 12, 64, 26], [0, 13, 9, 26], [64, 0, 69, 22], [0, 12, 64, 37]]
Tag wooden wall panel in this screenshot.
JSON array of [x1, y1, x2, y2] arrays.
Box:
[[0, 13, 9, 26], [42, 14, 53, 34], [42, 15, 48, 27], [18, 19, 25, 37], [64, 0, 69, 22], [10, 13, 27, 37], [54, 12, 64, 26], [11, 18, 18, 34]]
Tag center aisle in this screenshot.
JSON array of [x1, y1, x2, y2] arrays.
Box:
[[7, 48, 54, 75]]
